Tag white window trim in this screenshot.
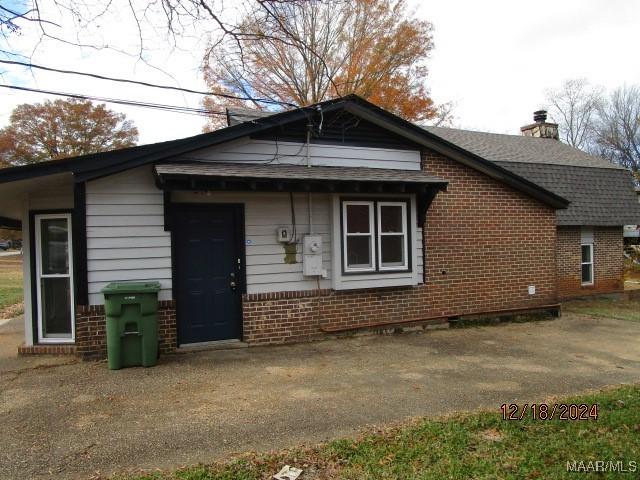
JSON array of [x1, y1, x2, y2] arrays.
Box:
[[35, 213, 75, 344], [342, 201, 376, 273], [331, 194, 420, 291], [377, 201, 408, 271], [581, 243, 594, 286]]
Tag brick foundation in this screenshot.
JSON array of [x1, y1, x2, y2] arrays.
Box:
[[74, 300, 177, 359], [557, 226, 624, 298], [18, 344, 77, 355]]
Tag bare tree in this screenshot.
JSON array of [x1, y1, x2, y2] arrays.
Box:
[[425, 101, 456, 127], [0, 1, 343, 67], [0, 1, 373, 108], [595, 85, 640, 180], [545, 79, 603, 150]]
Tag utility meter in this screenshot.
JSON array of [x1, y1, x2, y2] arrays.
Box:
[[303, 235, 323, 276]]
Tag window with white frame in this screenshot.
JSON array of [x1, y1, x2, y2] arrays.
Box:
[[378, 202, 408, 270], [342, 200, 409, 273], [581, 243, 594, 285], [343, 201, 375, 272]]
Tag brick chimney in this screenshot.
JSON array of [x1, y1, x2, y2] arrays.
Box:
[[520, 110, 559, 140]]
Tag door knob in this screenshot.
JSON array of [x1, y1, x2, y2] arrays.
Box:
[[230, 281, 237, 289]]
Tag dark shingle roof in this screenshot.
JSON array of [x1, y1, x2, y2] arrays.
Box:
[[424, 126, 640, 226], [424, 126, 622, 169], [156, 162, 447, 184], [493, 162, 640, 226]]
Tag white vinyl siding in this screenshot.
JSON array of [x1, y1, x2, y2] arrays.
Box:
[[86, 166, 172, 304], [173, 191, 332, 294], [83, 137, 422, 302], [176, 138, 421, 170]]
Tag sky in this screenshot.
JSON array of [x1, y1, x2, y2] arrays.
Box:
[[1, 0, 639, 144]]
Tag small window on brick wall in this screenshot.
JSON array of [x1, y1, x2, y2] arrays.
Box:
[[342, 199, 409, 273], [581, 243, 594, 285]]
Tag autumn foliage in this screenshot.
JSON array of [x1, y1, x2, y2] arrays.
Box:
[[202, 0, 439, 130], [0, 98, 138, 166]]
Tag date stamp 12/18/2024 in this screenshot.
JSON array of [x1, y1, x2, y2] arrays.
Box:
[[501, 403, 599, 421]]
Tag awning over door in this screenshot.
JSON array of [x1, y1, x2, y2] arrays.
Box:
[[155, 162, 447, 191], [154, 162, 448, 227]]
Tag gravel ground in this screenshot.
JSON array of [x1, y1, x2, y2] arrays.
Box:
[[1, 313, 639, 479]]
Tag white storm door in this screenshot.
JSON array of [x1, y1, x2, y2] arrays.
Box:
[[35, 213, 75, 343]]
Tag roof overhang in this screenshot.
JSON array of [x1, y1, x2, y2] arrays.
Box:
[[155, 162, 448, 227], [0, 172, 74, 221]]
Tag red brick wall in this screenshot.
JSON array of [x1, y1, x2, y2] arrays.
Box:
[[75, 301, 177, 359], [421, 152, 558, 314], [557, 226, 624, 298], [242, 150, 559, 345]]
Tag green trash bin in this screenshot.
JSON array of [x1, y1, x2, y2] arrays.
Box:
[[102, 281, 161, 370]]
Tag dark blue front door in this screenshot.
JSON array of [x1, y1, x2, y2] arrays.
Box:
[[174, 205, 243, 344]]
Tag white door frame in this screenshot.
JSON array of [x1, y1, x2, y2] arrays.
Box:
[[34, 213, 75, 344]]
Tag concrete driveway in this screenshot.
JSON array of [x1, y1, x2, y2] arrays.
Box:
[[1, 313, 639, 479]]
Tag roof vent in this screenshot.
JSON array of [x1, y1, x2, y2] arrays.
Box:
[[533, 110, 548, 123], [226, 107, 273, 126]]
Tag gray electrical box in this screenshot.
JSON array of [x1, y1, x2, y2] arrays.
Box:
[[303, 235, 323, 276], [276, 226, 293, 243]]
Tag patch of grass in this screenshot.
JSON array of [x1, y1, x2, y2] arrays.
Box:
[[120, 385, 640, 480], [0, 255, 23, 316], [563, 297, 640, 322]]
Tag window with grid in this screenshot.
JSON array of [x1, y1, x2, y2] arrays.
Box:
[[342, 200, 409, 273]]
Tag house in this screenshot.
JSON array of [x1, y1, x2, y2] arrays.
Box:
[[0, 95, 638, 358], [424, 111, 640, 298]]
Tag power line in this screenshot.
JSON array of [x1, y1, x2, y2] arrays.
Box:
[[0, 83, 233, 117], [0, 59, 297, 108]]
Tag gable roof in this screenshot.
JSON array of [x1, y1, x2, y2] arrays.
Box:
[[0, 95, 568, 209], [423, 126, 622, 169], [424, 126, 640, 226]]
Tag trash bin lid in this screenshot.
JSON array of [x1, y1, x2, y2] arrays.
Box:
[[101, 281, 161, 295]]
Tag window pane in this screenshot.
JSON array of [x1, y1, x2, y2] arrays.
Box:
[[346, 236, 372, 268], [581, 245, 592, 263], [346, 204, 371, 233], [41, 277, 72, 336], [381, 235, 404, 266], [380, 205, 403, 233], [581, 264, 593, 284], [41, 218, 69, 275]]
